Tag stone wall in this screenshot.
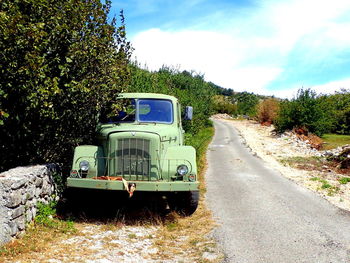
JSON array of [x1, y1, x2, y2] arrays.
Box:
[[0, 164, 60, 246]]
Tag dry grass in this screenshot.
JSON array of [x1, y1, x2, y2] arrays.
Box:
[[153, 126, 223, 262], [0, 221, 77, 263]]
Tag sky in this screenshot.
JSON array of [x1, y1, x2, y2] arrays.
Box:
[[110, 0, 350, 98]]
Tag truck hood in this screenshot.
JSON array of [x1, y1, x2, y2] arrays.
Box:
[[97, 123, 179, 142]]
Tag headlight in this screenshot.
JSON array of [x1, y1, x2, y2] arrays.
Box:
[[177, 165, 188, 176], [79, 160, 89, 171]]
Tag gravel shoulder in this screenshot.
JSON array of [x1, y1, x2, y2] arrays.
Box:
[[217, 117, 350, 212]]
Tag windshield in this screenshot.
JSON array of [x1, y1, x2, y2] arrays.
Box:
[[100, 98, 173, 124], [138, 99, 173, 123]]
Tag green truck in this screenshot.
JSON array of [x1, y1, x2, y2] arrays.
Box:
[[66, 93, 199, 215]]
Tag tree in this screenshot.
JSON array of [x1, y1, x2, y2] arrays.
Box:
[[274, 88, 334, 136], [232, 92, 259, 117], [0, 0, 132, 171]]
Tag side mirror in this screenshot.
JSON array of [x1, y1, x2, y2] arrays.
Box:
[[184, 106, 193, 120]]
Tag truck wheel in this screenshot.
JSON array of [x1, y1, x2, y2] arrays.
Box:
[[170, 191, 199, 216]]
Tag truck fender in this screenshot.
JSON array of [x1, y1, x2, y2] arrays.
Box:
[[162, 145, 197, 178], [72, 145, 105, 177]]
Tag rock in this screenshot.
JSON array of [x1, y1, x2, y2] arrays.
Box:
[[5, 192, 22, 208], [202, 251, 219, 261], [14, 215, 26, 231], [11, 206, 25, 219], [34, 177, 43, 187], [11, 178, 27, 190], [0, 164, 61, 246], [8, 221, 18, 236], [339, 158, 350, 169]]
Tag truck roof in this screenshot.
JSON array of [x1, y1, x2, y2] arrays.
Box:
[[118, 92, 178, 102]]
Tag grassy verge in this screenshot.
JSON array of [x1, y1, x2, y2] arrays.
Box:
[[153, 126, 222, 262], [321, 134, 350, 150], [281, 156, 350, 197], [0, 202, 76, 262]]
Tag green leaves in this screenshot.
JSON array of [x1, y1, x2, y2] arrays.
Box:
[[275, 88, 338, 136], [0, 0, 132, 172], [127, 65, 215, 135]]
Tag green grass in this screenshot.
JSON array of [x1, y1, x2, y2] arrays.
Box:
[[339, 177, 350, 184], [321, 134, 350, 150], [186, 125, 215, 175], [309, 177, 340, 196]]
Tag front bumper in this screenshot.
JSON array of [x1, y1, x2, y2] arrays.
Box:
[[66, 178, 199, 192]]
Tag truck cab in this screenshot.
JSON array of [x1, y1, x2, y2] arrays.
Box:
[[67, 93, 199, 215]]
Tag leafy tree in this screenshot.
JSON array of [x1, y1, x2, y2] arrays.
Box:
[[212, 95, 237, 115], [324, 89, 350, 135], [0, 0, 132, 171], [275, 88, 334, 136], [127, 64, 215, 135], [232, 92, 259, 117]]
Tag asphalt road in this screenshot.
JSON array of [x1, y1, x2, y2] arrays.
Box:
[[205, 119, 350, 263]]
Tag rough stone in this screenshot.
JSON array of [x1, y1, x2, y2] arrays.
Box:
[[5, 192, 22, 208], [25, 185, 36, 200], [11, 178, 27, 190], [11, 205, 25, 219], [8, 221, 18, 236], [41, 179, 50, 196], [35, 187, 41, 198], [26, 209, 33, 222], [202, 251, 219, 261], [34, 177, 43, 187], [0, 164, 60, 246], [0, 178, 13, 190], [14, 215, 26, 231]]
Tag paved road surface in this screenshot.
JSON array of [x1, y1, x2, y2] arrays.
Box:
[[206, 119, 350, 263]]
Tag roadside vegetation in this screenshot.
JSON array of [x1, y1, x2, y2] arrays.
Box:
[[154, 126, 221, 262], [321, 134, 350, 150], [0, 202, 76, 261], [0, 0, 132, 173]]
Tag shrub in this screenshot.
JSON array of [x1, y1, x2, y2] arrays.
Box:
[[324, 89, 350, 135], [0, 0, 132, 172], [127, 65, 216, 135], [232, 92, 259, 118], [257, 98, 280, 125], [275, 88, 333, 136], [212, 95, 237, 115]]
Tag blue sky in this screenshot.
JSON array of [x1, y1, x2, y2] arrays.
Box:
[[110, 0, 350, 98]]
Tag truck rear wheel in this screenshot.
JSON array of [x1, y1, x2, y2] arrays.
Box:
[[169, 191, 199, 216]]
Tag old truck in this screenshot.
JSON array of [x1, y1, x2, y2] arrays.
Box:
[[66, 93, 199, 215]]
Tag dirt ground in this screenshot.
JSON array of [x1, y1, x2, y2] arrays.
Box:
[[217, 117, 350, 212]]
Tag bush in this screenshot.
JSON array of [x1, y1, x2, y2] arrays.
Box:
[[212, 95, 237, 115], [257, 98, 280, 125], [275, 88, 333, 136], [232, 92, 259, 118], [127, 65, 216, 135], [324, 89, 350, 135], [0, 0, 132, 172]]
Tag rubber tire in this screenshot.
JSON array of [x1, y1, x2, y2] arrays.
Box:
[[170, 191, 199, 216]]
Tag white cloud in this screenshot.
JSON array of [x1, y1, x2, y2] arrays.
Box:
[[130, 0, 350, 98], [311, 79, 350, 95]]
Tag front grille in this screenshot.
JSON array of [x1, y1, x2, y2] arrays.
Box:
[[115, 138, 151, 180]]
